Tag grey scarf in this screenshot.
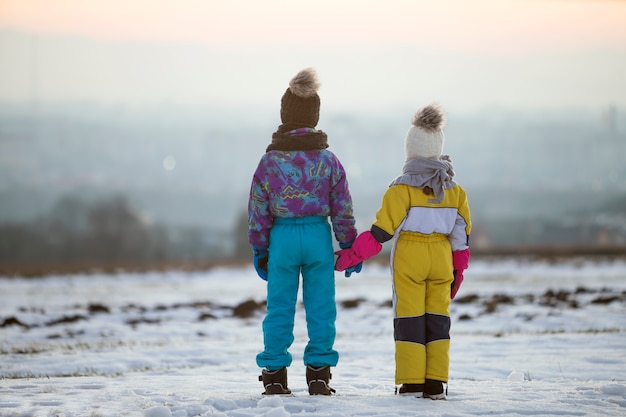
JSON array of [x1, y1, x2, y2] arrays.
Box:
[[389, 155, 456, 203]]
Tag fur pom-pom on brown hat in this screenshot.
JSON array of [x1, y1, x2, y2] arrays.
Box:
[[280, 68, 321, 129], [405, 104, 446, 160]]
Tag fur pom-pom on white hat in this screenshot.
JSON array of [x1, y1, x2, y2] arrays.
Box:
[[405, 104, 446, 160]]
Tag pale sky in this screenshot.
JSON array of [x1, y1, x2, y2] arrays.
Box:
[[1, 0, 625, 113]]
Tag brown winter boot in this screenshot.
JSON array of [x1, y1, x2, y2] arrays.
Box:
[[259, 368, 291, 395], [396, 383, 424, 397], [306, 365, 336, 395], [424, 379, 446, 400]]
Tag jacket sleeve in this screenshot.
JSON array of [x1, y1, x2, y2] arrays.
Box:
[[328, 156, 357, 245], [248, 158, 272, 248], [449, 186, 472, 251], [371, 185, 410, 243]]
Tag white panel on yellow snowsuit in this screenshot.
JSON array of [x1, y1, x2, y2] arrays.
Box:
[[372, 183, 471, 385]]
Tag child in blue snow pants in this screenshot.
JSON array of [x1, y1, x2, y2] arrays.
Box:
[[249, 68, 357, 395], [256, 216, 339, 371]]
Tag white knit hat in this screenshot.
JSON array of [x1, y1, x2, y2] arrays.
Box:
[[405, 104, 446, 160]]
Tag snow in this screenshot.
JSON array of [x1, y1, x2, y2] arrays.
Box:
[[1, 258, 625, 416]]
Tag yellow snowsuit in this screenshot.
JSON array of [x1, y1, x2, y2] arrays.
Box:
[[371, 183, 471, 385]]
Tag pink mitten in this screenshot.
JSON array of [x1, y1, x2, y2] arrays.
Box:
[[451, 270, 464, 299], [451, 248, 470, 300], [452, 248, 470, 271], [334, 231, 382, 271]]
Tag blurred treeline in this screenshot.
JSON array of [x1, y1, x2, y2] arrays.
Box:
[[0, 194, 249, 274], [2, 191, 626, 278]]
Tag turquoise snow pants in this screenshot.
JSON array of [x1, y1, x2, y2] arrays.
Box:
[[256, 216, 339, 371]]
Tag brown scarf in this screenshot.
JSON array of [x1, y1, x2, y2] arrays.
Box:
[[266, 127, 329, 152]]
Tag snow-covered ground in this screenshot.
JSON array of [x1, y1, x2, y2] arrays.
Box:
[[1, 258, 625, 417]]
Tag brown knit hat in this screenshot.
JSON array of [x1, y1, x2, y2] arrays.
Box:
[[280, 68, 321, 128]]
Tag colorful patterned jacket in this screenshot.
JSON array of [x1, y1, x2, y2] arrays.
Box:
[[248, 129, 357, 249]]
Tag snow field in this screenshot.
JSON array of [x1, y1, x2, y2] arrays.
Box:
[[1, 259, 625, 416]]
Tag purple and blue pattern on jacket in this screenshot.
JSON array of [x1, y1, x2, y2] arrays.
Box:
[[248, 149, 357, 248]]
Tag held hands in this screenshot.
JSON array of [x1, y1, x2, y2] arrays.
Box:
[[451, 248, 471, 299], [338, 241, 363, 278], [253, 246, 268, 281], [254, 240, 367, 281], [335, 231, 383, 276]]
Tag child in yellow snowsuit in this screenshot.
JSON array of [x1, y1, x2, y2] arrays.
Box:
[[335, 104, 471, 400]]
